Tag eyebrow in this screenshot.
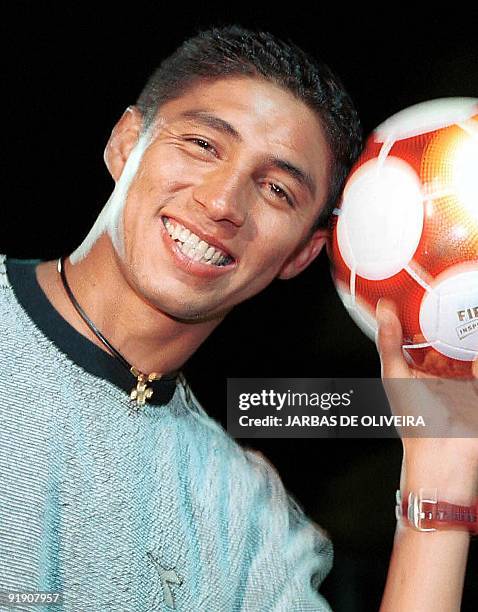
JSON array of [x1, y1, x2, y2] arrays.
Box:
[[178, 110, 242, 141], [178, 109, 317, 199]]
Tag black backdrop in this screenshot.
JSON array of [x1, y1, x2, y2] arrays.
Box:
[[1, 3, 477, 610]]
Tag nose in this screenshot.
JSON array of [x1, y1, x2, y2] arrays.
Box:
[[192, 166, 247, 227]]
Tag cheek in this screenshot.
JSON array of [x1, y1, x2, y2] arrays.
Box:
[[140, 147, 205, 194], [244, 239, 293, 285], [122, 157, 194, 229], [250, 217, 302, 270]]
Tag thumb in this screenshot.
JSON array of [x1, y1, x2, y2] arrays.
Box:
[[375, 298, 410, 378]]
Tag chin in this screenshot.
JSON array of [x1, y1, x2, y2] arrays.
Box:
[[127, 258, 234, 322], [141, 287, 227, 323]]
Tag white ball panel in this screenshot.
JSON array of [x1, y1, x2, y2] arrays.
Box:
[[375, 98, 478, 142], [337, 157, 424, 280], [452, 134, 478, 221], [419, 269, 478, 361]]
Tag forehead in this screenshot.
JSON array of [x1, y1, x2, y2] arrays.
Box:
[[155, 76, 331, 199]]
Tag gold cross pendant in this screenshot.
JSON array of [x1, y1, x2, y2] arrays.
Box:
[[129, 367, 161, 407]]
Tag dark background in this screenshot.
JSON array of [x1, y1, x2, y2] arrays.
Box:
[[1, 3, 477, 610]]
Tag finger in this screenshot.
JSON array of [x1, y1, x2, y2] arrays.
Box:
[[375, 298, 410, 379]]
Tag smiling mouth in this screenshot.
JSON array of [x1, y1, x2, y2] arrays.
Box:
[[161, 217, 234, 266]]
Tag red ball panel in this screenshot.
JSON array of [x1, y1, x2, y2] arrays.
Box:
[[329, 101, 478, 377]]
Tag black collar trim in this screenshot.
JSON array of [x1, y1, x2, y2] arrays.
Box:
[[6, 257, 177, 406]]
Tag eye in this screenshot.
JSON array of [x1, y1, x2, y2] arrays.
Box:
[[186, 137, 217, 156], [267, 182, 294, 208]]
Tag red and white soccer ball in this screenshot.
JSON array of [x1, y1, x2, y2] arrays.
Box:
[[330, 98, 478, 378]]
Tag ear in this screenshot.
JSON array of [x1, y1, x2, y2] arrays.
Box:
[[104, 106, 143, 182], [278, 229, 329, 280]]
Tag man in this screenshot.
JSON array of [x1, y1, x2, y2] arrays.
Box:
[[0, 25, 476, 611]]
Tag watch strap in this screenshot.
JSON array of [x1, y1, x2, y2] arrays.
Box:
[[396, 489, 478, 534]]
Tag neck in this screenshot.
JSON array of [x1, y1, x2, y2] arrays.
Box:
[[36, 234, 224, 375]]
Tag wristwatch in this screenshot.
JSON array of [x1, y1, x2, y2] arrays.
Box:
[[395, 488, 478, 534]]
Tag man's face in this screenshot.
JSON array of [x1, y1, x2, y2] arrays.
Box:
[[107, 76, 331, 322]]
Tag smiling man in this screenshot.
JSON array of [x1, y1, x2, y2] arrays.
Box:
[[0, 25, 361, 611], [4, 24, 475, 612], [33, 63, 342, 375]]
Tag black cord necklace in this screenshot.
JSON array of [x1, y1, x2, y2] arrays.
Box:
[[57, 255, 161, 407]]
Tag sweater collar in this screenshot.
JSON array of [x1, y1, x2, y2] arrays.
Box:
[[6, 257, 178, 406]]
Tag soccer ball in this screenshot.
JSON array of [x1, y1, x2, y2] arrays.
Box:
[[329, 98, 478, 377]]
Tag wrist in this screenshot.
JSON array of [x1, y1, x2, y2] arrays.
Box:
[[400, 438, 478, 494], [401, 440, 478, 504]]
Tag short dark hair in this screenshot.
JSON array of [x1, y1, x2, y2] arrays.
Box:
[[136, 25, 362, 230]]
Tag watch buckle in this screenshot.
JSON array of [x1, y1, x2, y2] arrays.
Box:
[[409, 488, 438, 532]]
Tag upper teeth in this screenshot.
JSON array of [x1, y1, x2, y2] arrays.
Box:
[[163, 217, 232, 266]]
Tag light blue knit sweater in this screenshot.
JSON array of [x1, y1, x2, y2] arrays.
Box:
[[0, 255, 332, 611]]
